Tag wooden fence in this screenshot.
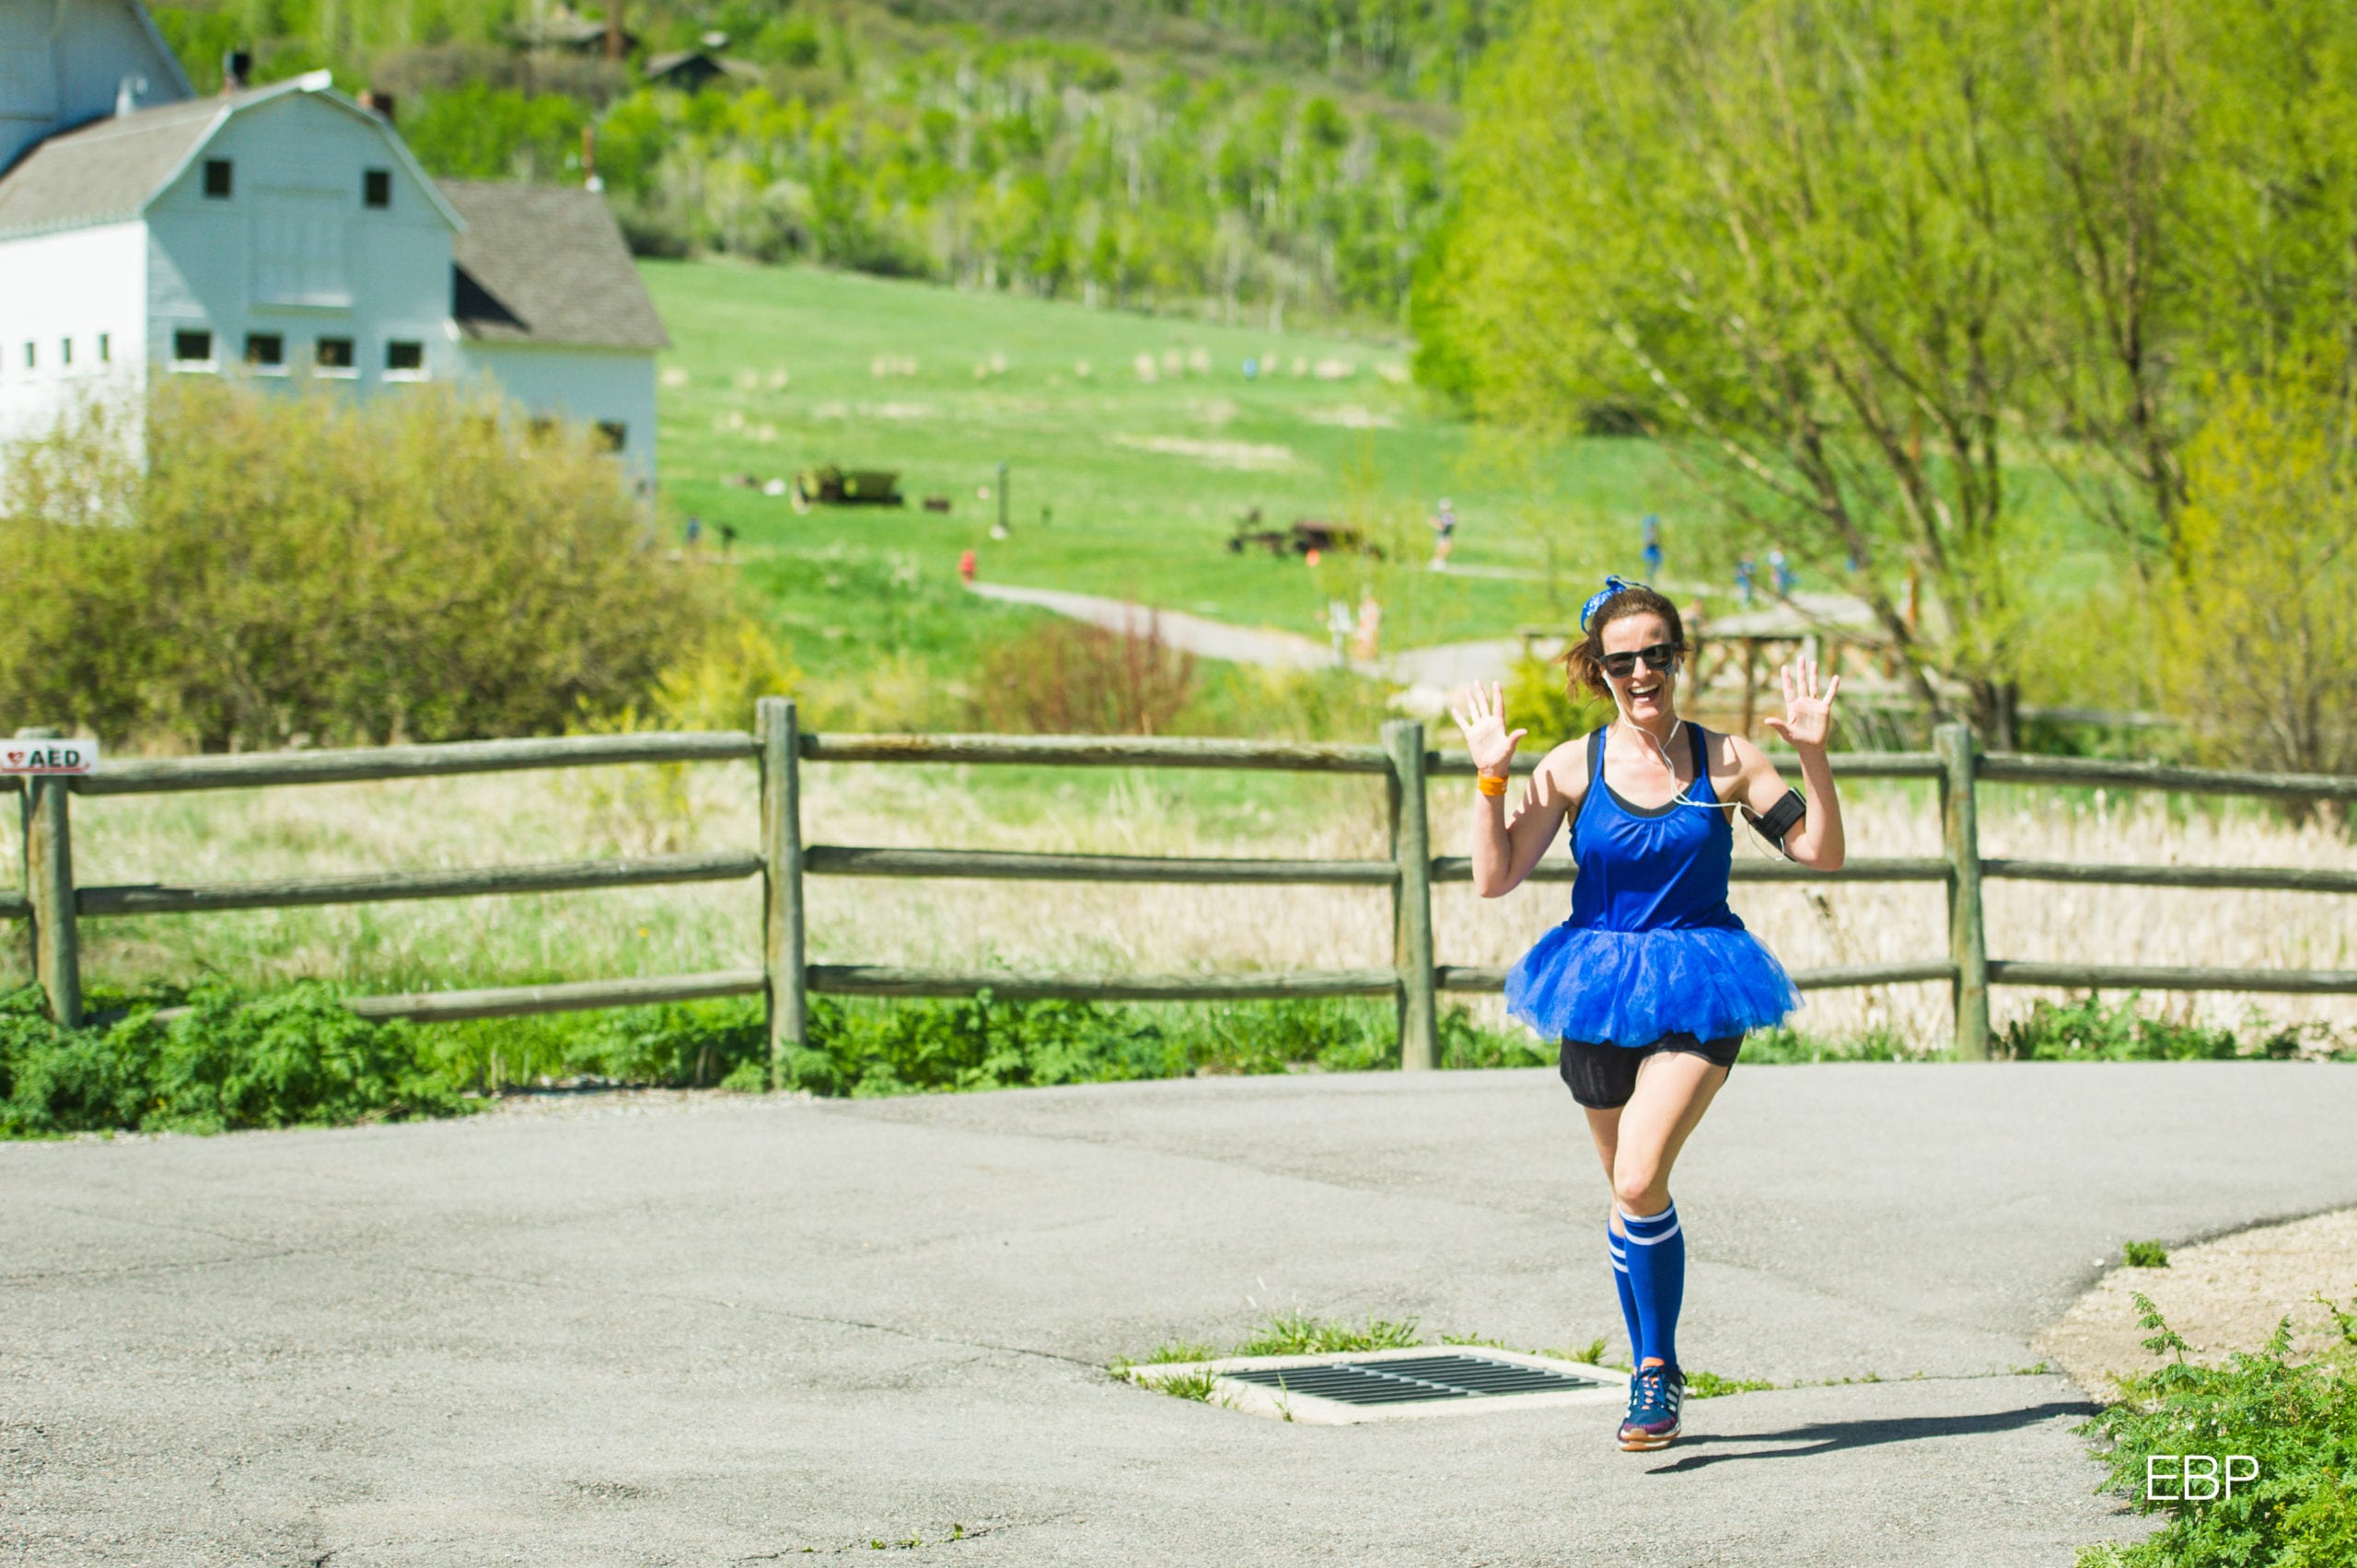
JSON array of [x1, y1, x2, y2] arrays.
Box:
[[11, 703, 2357, 1081]]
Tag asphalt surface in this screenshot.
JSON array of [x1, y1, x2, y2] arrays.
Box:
[[7, 1060, 2355, 1566]]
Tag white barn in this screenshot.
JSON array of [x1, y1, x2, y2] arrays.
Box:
[[0, 0, 665, 484]]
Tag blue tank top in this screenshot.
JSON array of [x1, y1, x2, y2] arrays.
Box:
[[1567, 725, 1744, 935]]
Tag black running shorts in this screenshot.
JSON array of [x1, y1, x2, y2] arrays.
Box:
[[1559, 1033, 1743, 1110]]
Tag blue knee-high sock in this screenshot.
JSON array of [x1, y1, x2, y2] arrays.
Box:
[[1619, 1201, 1685, 1372], [1608, 1221, 1643, 1367]]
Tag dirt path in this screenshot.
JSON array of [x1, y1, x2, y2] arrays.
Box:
[[2039, 1205, 2357, 1398], [965, 579, 1540, 695]]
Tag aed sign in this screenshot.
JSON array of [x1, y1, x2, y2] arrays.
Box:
[[0, 739, 99, 774], [2147, 1455, 2258, 1502]]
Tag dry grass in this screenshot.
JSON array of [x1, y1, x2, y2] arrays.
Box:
[[6, 762, 2355, 1051]]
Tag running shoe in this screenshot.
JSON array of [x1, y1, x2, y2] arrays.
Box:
[[1618, 1365, 1683, 1450]]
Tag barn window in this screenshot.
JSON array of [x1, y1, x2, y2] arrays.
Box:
[[97, 333, 110, 363], [244, 332, 284, 368], [364, 168, 391, 208], [254, 192, 349, 306], [314, 336, 355, 375], [172, 330, 213, 366], [58, 338, 70, 367], [203, 159, 233, 199], [21, 342, 32, 370], [596, 422, 627, 452], [385, 340, 424, 376]]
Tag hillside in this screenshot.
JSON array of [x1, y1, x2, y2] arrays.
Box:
[[145, 0, 1494, 327]]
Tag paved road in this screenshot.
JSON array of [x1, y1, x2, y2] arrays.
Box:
[[8, 1062, 2355, 1565]]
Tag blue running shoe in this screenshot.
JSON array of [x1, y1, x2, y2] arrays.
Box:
[[1618, 1365, 1683, 1450]]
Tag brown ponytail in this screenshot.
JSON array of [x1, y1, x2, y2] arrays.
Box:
[[1563, 581, 1688, 697]]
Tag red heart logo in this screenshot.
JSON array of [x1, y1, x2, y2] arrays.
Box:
[[4, 751, 21, 767]]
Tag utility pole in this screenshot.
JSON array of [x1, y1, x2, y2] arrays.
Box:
[[605, 0, 625, 62]]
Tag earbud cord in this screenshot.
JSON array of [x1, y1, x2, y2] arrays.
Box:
[[1605, 667, 1738, 815]]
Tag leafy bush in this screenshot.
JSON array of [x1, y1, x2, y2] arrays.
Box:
[[0, 380, 732, 749], [1502, 652, 1615, 750], [970, 618, 1197, 736], [778, 993, 1421, 1097], [0, 983, 466, 1136], [2076, 1294, 2357, 1568], [1744, 1026, 1931, 1063], [2155, 372, 2357, 788], [2001, 995, 2305, 1063]]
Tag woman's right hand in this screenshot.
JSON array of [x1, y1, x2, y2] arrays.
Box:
[[1448, 679, 1527, 779]]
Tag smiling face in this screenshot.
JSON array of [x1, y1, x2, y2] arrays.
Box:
[[1599, 610, 1678, 723]]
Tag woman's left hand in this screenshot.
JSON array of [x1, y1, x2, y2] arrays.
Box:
[[1762, 656, 1840, 749]]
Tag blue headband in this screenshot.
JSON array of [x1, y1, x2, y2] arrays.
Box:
[[1579, 575, 1641, 632]]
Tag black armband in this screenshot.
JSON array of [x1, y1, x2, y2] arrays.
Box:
[[1745, 787, 1807, 854]]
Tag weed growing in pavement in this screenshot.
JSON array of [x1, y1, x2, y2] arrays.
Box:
[[1682, 1371, 1776, 1399], [1236, 1312, 1422, 1356], [2074, 1293, 2357, 1568], [2123, 1240, 2172, 1269], [1148, 1367, 1226, 1404], [1147, 1340, 1216, 1365]]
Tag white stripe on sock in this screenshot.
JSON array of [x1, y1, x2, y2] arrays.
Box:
[[1621, 1222, 1682, 1246]]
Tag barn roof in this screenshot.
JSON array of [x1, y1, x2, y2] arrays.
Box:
[[0, 73, 460, 240], [442, 180, 669, 353]]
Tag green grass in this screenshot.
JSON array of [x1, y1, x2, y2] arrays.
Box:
[[644, 257, 1675, 679], [644, 258, 2135, 722], [1235, 1313, 1424, 1356], [2122, 1240, 2172, 1269]]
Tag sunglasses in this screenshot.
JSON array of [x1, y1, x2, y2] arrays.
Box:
[[1599, 642, 1679, 679]]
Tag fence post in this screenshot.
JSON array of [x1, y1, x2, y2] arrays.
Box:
[[16, 726, 81, 1028], [1384, 720, 1437, 1071], [757, 698, 807, 1087], [1934, 721, 1989, 1060]]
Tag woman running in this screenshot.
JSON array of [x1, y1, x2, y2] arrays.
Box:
[[1449, 576, 1845, 1451]]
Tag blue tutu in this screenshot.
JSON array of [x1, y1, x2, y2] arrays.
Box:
[[1505, 923, 1800, 1047]]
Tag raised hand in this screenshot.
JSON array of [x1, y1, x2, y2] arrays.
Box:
[[1448, 679, 1527, 777], [1761, 656, 1840, 749]]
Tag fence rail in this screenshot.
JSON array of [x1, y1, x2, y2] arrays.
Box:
[[12, 709, 2357, 1074]]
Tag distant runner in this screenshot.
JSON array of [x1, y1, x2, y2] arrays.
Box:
[[1449, 575, 1845, 1450]]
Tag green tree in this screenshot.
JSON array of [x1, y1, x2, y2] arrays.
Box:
[[0, 381, 731, 750], [1423, 0, 2357, 739], [2153, 371, 2357, 782]]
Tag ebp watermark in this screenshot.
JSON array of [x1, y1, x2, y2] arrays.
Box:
[[2147, 1455, 2258, 1502]]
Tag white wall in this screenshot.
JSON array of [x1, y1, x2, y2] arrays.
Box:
[[145, 94, 460, 392], [461, 343, 659, 488], [0, 219, 145, 446]]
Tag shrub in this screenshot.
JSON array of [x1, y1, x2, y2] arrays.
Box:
[[2076, 1294, 2357, 1568], [0, 379, 732, 749], [0, 983, 466, 1136], [970, 617, 1196, 735], [1502, 652, 1615, 749], [2154, 371, 2357, 789], [2000, 995, 2305, 1062]]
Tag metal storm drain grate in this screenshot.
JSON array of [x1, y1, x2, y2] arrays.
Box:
[[1219, 1353, 1609, 1407]]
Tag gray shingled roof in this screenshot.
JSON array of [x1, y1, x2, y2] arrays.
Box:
[[0, 75, 459, 240], [0, 93, 228, 238], [441, 181, 669, 352]]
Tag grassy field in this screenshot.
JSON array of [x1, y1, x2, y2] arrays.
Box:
[[646, 258, 1694, 666], [644, 259, 2131, 732]]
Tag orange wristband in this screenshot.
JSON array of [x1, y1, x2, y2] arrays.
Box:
[[1477, 773, 1509, 797]]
